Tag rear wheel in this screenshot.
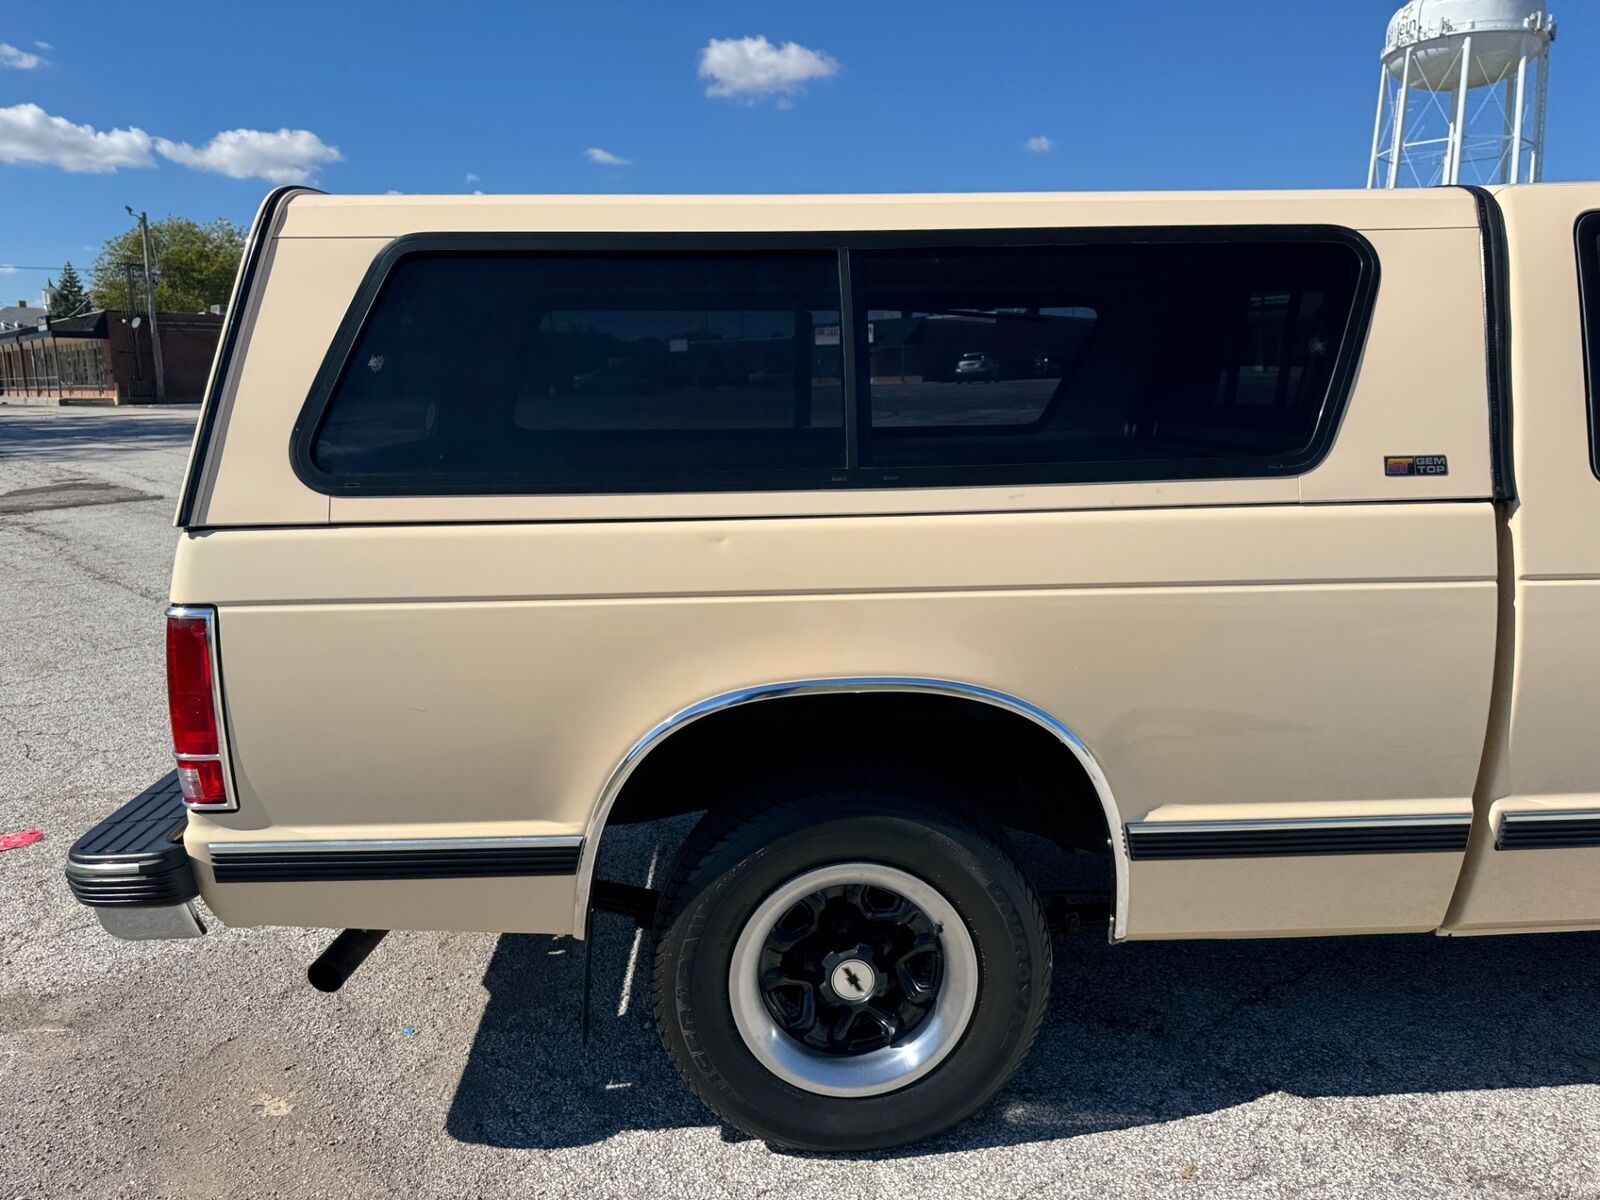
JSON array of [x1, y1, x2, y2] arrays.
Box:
[[652, 788, 1051, 1151]]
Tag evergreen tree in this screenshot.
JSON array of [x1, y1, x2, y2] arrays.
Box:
[[48, 261, 87, 319]]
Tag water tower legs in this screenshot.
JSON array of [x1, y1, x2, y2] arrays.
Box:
[[1446, 36, 1473, 184], [1531, 44, 1550, 181], [1385, 46, 1415, 187], [1365, 3, 1554, 188], [1508, 53, 1528, 181], [1367, 61, 1390, 188]]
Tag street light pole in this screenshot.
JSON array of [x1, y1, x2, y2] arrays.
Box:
[[125, 206, 166, 400]]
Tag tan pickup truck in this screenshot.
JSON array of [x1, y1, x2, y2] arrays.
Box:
[[66, 184, 1600, 1151]]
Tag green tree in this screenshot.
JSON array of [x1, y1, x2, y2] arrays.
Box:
[[90, 216, 245, 313], [47, 261, 87, 318]]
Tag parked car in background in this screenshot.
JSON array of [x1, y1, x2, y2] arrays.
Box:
[[67, 183, 1600, 1152], [954, 349, 1000, 382]]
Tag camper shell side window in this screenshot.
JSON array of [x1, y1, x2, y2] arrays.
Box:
[[292, 228, 1376, 496]]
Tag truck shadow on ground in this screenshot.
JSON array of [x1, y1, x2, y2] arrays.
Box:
[[446, 916, 1600, 1156], [0, 410, 197, 462]]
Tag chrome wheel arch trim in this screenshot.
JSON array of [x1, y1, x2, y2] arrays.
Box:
[[573, 676, 1129, 941]]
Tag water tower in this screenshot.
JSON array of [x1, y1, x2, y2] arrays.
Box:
[[1367, 0, 1555, 188]]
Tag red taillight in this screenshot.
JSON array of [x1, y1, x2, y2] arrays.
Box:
[[166, 608, 231, 808], [166, 615, 215, 756]]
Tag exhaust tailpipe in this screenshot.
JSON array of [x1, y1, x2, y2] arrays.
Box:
[[308, 928, 388, 992]]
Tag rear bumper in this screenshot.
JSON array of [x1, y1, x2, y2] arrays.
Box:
[[66, 772, 206, 940]]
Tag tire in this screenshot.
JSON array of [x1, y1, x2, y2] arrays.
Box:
[[652, 786, 1052, 1151]]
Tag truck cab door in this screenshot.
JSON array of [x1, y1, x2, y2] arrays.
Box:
[[1446, 186, 1600, 935]]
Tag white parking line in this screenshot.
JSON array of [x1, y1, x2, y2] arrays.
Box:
[[616, 845, 660, 1018]]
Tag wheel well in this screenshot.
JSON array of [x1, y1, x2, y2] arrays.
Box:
[[600, 691, 1113, 862]]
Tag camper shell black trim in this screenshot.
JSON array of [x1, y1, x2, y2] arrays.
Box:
[[287, 224, 1380, 499], [175, 185, 322, 528]]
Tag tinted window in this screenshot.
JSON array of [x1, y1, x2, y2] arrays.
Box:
[[857, 243, 1360, 473], [312, 252, 844, 489], [299, 234, 1370, 495]]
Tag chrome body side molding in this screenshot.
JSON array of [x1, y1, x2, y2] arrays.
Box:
[[1125, 813, 1473, 860], [573, 677, 1130, 941]]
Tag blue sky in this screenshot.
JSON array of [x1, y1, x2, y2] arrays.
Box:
[[1, 1, 1595, 307]]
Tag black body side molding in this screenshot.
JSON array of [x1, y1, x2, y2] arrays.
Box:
[[1496, 812, 1600, 850], [210, 843, 582, 883], [1126, 818, 1472, 861]]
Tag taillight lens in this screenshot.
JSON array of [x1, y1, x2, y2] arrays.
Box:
[[166, 608, 231, 809], [176, 758, 228, 805]]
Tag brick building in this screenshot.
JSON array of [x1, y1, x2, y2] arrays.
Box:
[[0, 309, 223, 405]]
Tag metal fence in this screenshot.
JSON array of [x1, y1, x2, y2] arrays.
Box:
[[0, 335, 118, 401]]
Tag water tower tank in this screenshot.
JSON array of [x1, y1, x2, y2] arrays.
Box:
[[1367, 0, 1555, 187]]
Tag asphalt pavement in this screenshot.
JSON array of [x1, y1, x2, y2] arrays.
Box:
[[2, 403, 1599, 1199]]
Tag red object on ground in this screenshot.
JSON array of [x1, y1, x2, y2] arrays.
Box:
[[0, 829, 43, 852]]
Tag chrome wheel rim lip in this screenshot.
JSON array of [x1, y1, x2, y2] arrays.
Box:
[[728, 862, 979, 1098]]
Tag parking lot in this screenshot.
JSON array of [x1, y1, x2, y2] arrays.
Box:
[[3, 404, 1600, 1198]]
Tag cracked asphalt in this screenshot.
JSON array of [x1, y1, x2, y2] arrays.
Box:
[[3, 404, 1600, 1198]]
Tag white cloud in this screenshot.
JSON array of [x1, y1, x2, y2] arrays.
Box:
[[0, 103, 154, 172], [34, 41, 53, 51], [0, 42, 44, 70], [699, 36, 838, 102], [584, 146, 631, 166], [465, 172, 480, 184], [1024, 135, 1054, 155], [0, 106, 341, 183], [154, 127, 341, 184], [0, 264, 17, 274]]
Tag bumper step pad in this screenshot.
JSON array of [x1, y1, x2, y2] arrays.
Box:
[[66, 772, 199, 909]]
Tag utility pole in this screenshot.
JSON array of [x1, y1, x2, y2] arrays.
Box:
[[125, 206, 166, 399], [121, 263, 143, 386]]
